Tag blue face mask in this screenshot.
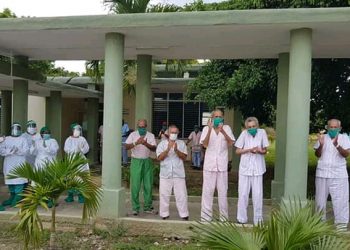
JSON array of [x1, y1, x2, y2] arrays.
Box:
[[247, 128, 258, 137], [328, 128, 340, 139], [43, 134, 51, 140], [213, 117, 224, 128]]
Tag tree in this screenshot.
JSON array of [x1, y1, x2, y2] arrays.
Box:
[[184, 0, 350, 130], [8, 154, 101, 250]]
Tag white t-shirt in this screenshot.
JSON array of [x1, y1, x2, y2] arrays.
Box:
[[125, 131, 157, 159], [200, 125, 235, 172], [188, 131, 202, 152], [314, 133, 350, 178], [156, 139, 187, 179], [235, 129, 269, 176]]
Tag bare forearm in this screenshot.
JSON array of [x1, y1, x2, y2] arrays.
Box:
[[221, 130, 234, 146], [315, 145, 323, 158], [125, 143, 134, 150], [175, 150, 187, 161], [144, 142, 156, 151], [336, 146, 350, 158], [158, 149, 170, 161], [236, 148, 250, 155]]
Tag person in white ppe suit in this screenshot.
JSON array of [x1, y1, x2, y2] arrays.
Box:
[[31, 126, 59, 170], [314, 119, 350, 230], [235, 117, 269, 225], [21, 120, 41, 167], [64, 123, 89, 203], [0, 123, 29, 207], [156, 125, 189, 220]]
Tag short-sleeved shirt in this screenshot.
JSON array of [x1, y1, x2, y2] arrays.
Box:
[[188, 131, 202, 152], [200, 125, 235, 172], [125, 131, 157, 159], [235, 129, 269, 176], [314, 133, 350, 178], [156, 139, 188, 179]]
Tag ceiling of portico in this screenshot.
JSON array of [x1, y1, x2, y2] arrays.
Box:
[[0, 8, 350, 60]]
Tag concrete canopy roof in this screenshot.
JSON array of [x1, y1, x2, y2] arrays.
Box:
[[0, 8, 350, 60]]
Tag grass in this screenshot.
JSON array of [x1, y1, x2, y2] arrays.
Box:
[[0, 222, 200, 250]]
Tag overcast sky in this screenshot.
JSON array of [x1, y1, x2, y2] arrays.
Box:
[[0, 0, 219, 74]]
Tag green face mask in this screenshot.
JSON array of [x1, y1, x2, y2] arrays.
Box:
[[328, 128, 340, 139], [247, 128, 258, 137], [213, 117, 224, 128], [138, 127, 147, 136]]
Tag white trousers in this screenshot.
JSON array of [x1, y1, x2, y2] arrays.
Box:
[[201, 171, 228, 221], [315, 177, 349, 224], [237, 174, 263, 225], [159, 178, 189, 218]]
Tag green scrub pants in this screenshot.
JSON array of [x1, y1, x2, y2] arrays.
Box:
[[130, 158, 153, 212]]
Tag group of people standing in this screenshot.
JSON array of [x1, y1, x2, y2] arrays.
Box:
[[125, 109, 269, 223], [125, 111, 350, 228], [0, 121, 90, 211]]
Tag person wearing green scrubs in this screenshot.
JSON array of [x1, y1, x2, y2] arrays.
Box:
[[125, 119, 157, 216]]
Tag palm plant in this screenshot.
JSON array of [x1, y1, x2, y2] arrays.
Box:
[[104, 0, 150, 13], [195, 199, 350, 250], [8, 153, 102, 250]]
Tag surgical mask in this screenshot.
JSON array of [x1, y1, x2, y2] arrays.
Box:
[[169, 133, 178, 141], [27, 127, 37, 135], [328, 128, 340, 139], [73, 129, 81, 137], [247, 128, 258, 137], [138, 127, 147, 136], [213, 117, 224, 128], [43, 134, 51, 140]]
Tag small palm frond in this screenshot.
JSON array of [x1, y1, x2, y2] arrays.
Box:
[[194, 220, 264, 250], [310, 235, 350, 250], [261, 198, 346, 250], [7, 162, 49, 185], [14, 185, 53, 249], [104, 0, 150, 13]]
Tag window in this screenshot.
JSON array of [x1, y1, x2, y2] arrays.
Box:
[[152, 93, 209, 138]]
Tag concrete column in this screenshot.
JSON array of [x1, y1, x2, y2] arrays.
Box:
[[271, 53, 289, 202], [87, 98, 99, 165], [135, 55, 152, 127], [1, 91, 12, 135], [12, 56, 29, 128], [100, 33, 125, 218], [46, 91, 62, 150], [13, 80, 28, 128], [232, 108, 242, 170], [283, 29, 312, 201]]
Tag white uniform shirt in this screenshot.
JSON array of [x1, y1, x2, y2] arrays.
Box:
[[156, 139, 188, 179], [31, 138, 59, 170], [314, 133, 350, 178], [235, 129, 269, 176], [64, 136, 90, 171], [0, 136, 29, 184], [125, 131, 157, 159], [200, 125, 235, 172], [21, 132, 41, 166], [188, 131, 202, 152]]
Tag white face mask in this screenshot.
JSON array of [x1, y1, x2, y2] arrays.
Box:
[[73, 129, 81, 137], [169, 133, 178, 141], [27, 127, 37, 135]]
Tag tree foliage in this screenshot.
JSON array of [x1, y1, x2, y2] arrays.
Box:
[[184, 0, 350, 131]]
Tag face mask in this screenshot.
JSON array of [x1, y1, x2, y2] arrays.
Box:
[[247, 128, 258, 137], [138, 127, 147, 136], [169, 133, 178, 141], [43, 134, 51, 140], [328, 128, 340, 139], [27, 127, 37, 135], [73, 129, 81, 137], [213, 117, 224, 128]]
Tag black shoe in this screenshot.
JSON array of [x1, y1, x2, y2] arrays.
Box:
[[181, 216, 189, 221], [162, 216, 169, 220], [132, 211, 139, 216]]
